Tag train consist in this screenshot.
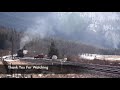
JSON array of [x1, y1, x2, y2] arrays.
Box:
[[16, 49, 67, 61], [17, 49, 28, 57], [17, 49, 47, 59]]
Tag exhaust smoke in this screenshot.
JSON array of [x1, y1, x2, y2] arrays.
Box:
[[19, 12, 120, 49]]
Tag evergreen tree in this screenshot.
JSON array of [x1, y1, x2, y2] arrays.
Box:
[[48, 41, 59, 59]]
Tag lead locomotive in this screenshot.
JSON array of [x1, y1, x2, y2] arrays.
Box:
[[17, 49, 24, 57]]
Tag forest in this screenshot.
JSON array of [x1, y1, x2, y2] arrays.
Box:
[[1, 26, 120, 58]]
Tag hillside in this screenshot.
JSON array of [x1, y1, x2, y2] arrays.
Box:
[[1, 25, 120, 58], [0, 12, 120, 49]]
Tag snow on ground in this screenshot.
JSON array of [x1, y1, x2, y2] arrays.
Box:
[[105, 58, 120, 61], [2, 55, 11, 59], [1, 54, 19, 61], [4, 58, 19, 62], [80, 53, 103, 60], [2, 54, 17, 59], [80, 53, 120, 61], [21, 57, 34, 60]]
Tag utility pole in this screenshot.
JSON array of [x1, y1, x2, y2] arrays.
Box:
[[1, 51, 2, 61], [11, 29, 14, 60]]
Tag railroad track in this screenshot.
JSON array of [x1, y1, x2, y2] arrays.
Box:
[[83, 64, 120, 75], [39, 59, 120, 75], [26, 59, 120, 75], [2, 58, 120, 76]]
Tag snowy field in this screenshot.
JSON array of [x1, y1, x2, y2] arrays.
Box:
[[80, 53, 120, 61], [1, 54, 19, 61], [1, 53, 120, 62]]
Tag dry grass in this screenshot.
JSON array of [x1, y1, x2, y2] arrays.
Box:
[[31, 73, 110, 78]]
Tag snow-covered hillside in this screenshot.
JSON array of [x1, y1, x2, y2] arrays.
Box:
[[1, 12, 120, 48]]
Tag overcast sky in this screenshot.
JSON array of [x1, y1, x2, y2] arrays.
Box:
[[0, 12, 120, 30]]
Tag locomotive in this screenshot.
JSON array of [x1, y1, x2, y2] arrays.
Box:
[[17, 46, 28, 57], [17, 49, 24, 57]]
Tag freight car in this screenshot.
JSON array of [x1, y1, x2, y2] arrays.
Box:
[[34, 54, 44, 59]]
